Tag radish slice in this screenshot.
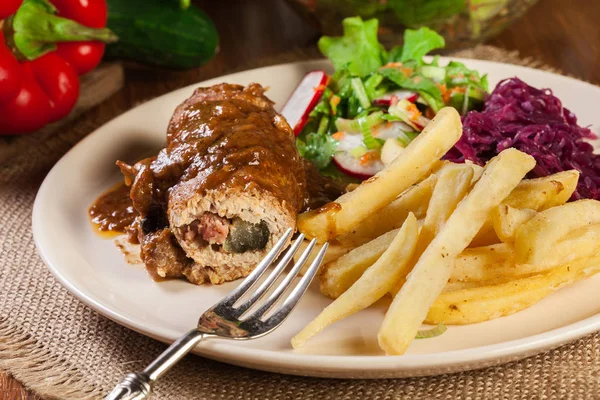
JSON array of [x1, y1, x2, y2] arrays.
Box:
[[373, 90, 418, 106], [333, 122, 416, 179], [280, 70, 329, 136], [334, 132, 364, 152], [374, 121, 415, 140], [333, 152, 384, 180]]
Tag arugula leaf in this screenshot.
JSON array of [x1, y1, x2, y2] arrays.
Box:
[[400, 27, 445, 63], [296, 132, 337, 170], [379, 68, 445, 112], [318, 17, 385, 77]]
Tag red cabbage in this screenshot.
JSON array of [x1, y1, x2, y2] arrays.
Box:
[[445, 77, 600, 200]]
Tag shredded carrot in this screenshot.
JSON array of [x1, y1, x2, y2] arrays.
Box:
[[360, 151, 379, 165], [382, 62, 404, 68], [331, 95, 341, 106], [314, 84, 327, 92], [406, 103, 422, 122], [401, 67, 414, 77], [438, 83, 450, 103], [330, 95, 341, 115], [332, 131, 345, 140]]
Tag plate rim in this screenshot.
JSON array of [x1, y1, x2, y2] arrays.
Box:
[[32, 57, 600, 378]]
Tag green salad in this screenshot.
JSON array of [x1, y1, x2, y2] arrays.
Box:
[[286, 17, 488, 180]]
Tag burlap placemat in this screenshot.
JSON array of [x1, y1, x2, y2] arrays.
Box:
[[1, 45, 598, 400]]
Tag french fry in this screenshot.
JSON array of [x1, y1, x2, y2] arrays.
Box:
[[503, 170, 579, 210], [491, 205, 537, 243], [417, 163, 475, 254], [320, 228, 400, 299], [295, 241, 355, 275], [443, 276, 524, 292], [515, 199, 600, 265], [538, 223, 600, 267], [291, 214, 419, 348], [512, 224, 600, 273], [335, 174, 436, 247], [297, 107, 462, 243], [390, 163, 475, 295], [390, 244, 517, 296], [467, 161, 484, 182], [468, 170, 579, 247], [324, 164, 475, 299], [450, 243, 516, 282], [451, 223, 600, 284], [378, 148, 535, 355], [469, 223, 500, 247], [426, 255, 600, 325]]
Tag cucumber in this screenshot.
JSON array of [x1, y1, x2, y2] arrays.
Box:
[[104, 0, 218, 69], [419, 65, 446, 82]]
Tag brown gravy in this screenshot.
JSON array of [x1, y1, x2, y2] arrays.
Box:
[[88, 84, 345, 241], [88, 183, 136, 234]]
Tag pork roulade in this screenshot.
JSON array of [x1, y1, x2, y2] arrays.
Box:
[[121, 83, 309, 284]]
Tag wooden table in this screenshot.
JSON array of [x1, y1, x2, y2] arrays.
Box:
[[2, 0, 598, 398]]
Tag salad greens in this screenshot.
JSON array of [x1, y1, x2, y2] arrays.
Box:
[[318, 17, 386, 77], [297, 16, 488, 178], [296, 132, 337, 170], [395, 26, 445, 63]]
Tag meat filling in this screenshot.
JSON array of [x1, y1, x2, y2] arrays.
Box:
[[181, 213, 270, 254]]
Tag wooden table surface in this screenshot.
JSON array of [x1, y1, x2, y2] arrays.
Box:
[[2, 0, 599, 398]]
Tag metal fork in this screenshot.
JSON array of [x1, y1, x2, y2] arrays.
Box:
[[106, 228, 327, 400]]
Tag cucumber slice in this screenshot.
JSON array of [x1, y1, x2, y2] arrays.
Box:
[[419, 65, 446, 82], [335, 111, 383, 134], [351, 78, 372, 109]]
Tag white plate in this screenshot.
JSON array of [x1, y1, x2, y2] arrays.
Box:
[[33, 59, 600, 379]]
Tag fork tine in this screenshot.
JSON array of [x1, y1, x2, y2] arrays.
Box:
[[242, 238, 319, 321], [217, 228, 293, 307], [234, 234, 305, 315], [265, 243, 328, 326]]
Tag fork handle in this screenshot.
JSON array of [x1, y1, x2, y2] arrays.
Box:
[[105, 329, 207, 400]]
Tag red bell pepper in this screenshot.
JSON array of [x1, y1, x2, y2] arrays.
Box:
[[0, 0, 117, 135]]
